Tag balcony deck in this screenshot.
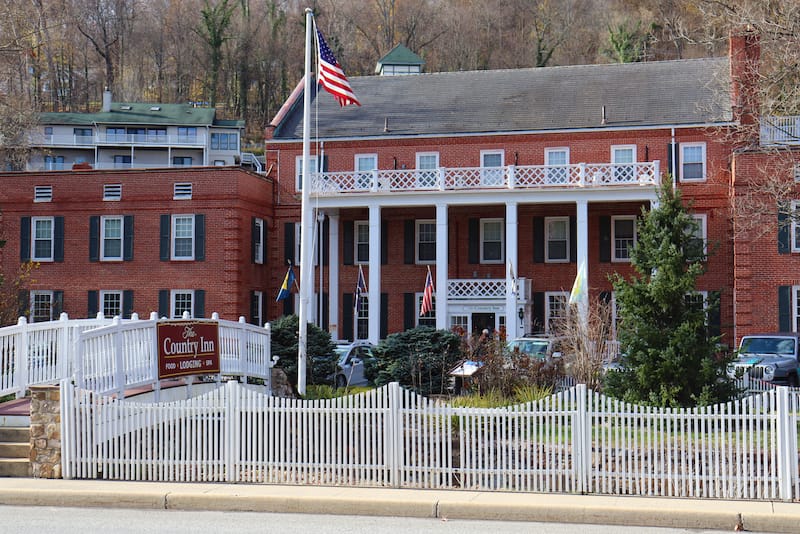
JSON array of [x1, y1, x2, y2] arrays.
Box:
[[32, 133, 206, 148], [760, 116, 800, 146]]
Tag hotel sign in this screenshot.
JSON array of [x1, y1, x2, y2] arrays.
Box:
[[157, 320, 220, 379]]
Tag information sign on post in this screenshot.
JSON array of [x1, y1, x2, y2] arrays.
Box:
[[157, 320, 220, 379]]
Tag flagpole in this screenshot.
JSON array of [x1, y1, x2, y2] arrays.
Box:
[[297, 7, 314, 396]]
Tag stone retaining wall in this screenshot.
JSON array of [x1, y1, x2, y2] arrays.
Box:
[[29, 385, 61, 479]]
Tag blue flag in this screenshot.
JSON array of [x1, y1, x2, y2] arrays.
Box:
[[276, 266, 296, 301]]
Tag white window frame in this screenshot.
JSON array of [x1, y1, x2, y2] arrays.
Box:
[[355, 220, 369, 264], [680, 142, 707, 182], [480, 150, 504, 186], [171, 214, 195, 261], [416, 292, 436, 326], [355, 154, 377, 189], [170, 289, 195, 318], [30, 290, 54, 323], [294, 155, 318, 192], [545, 291, 568, 333], [611, 145, 637, 182], [356, 295, 369, 340], [611, 215, 637, 262], [100, 290, 123, 318], [450, 315, 469, 335], [416, 219, 436, 264], [793, 286, 800, 333], [100, 216, 124, 261], [791, 201, 800, 253], [689, 213, 708, 256], [545, 216, 570, 263], [31, 216, 54, 262], [254, 217, 264, 264], [480, 218, 504, 264], [252, 290, 263, 326], [545, 148, 569, 184], [416, 152, 439, 187]]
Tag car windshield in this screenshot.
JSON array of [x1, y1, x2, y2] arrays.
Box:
[[334, 346, 350, 365], [508, 339, 549, 358], [740, 337, 795, 355]]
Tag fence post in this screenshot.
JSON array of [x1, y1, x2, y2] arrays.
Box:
[[58, 312, 70, 381], [238, 316, 248, 382], [573, 383, 590, 493], [112, 317, 124, 398], [387, 382, 401, 488], [225, 380, 239, 482], [775, 387, 797, 500], [15, 317, 29, 399]]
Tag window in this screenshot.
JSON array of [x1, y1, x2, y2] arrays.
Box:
[[686, 214, 707, 259], [680, 142, 706, 181], [213, 160, 225, 166], [356, 296, 369, 340], [30, 291, 54, 323], [113, 155, 131, 168], [355, 221, 369, 263], [103, 184, 122, 201], [545, 148, 569, 184], [612, 145, 636, 182], [177, 127, 197, 143], [253, 218, 264, 264], [211, 132, 238, 150], [43, 127, 53, 141], [147, 128, 167, 142], [171, 290, 195, 318], [107, 127, 126, 142], [416, 152, 439, 187], [480, 218, 504, 263], [416, 220, 435, 263], [251, 291, 263, 326], [34, 186, 52, 202], [545, 292, 568, 333], [545, 217, 569, 262], [172, 156, 193, 166], [612, 216, 636, 262], [127, 128, 146, 142], [172, 215, 195, 260], [74, 128, 93, 143], [355, 154, 377, 189], [480, 150, 504, 186], [100, 216, 124, 261], [417, 293, 436, 327], [43, 156, 64, 171], [794, 164, 800, 183], [173, 182, 193, 199], [32, 217, 54, 261], [100, 290, 123, 318], [685, 291, 708, 313], [294, 155, 319, 191], [450, 315, 469, 336]]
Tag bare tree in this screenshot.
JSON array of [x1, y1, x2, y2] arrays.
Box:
[[554, 301, 616, 391]]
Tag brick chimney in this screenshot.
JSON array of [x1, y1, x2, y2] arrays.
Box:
[[729, 28, 760, 127]]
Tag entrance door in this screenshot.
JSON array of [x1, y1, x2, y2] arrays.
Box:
[[471, 313, 495, 336]]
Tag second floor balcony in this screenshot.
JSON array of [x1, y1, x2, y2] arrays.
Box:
[[760, 115, 800, 146], [34, 133, 206, 148], [311, 161, 659, 196]]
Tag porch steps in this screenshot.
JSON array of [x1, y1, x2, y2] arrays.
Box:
[[0, 427, 30, 477]]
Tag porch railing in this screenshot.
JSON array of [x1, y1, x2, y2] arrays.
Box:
[[760, 115, 800, 145]]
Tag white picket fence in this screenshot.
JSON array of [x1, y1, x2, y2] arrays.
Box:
[[60, 380, 800, 500]]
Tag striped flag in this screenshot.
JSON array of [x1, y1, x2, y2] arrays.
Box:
[[276, 266, 296, 301], [420, 266, 435, 316], [354, 265, 367, 315], [315, 23, 360, 107]]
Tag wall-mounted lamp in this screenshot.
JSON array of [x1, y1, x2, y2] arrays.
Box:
[[518, 308, 524, 320]]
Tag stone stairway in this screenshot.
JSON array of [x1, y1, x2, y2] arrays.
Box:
[[0, 426, 30, 477]]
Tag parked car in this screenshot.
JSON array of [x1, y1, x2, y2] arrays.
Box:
[[727, 333, 800, 386], [332, 341, 375, 388], [507, 335, 564, 361]]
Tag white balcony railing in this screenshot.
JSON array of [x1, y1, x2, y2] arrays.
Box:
[[760, 115, 800, 145], [311, 161, 659, 195], [33, 133, 206, 147], [448, 278, 530, 302]]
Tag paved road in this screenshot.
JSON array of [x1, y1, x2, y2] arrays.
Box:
[[1, 505, 756, 534]]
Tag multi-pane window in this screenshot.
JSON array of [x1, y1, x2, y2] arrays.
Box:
[[107, 127, 126, 142], [74, 128, 93, 143], [417, 293, 436, 327], [793, 201, 800, 252], [545, 148, 569, 184], [480, 150, 504, 185], [113, 155, 131, 168], [43, 156, 64, 171], [101, 216, 123, 261], [612, 216, 636, 262], [355, 221, 369, 263], [612, 145, 636, 182], [252, 291, 263, 326], [294, 155, 318, 191], [30, 291, 53, 323], [545, 217, 569, 262], [171, 290, 194, 318], [127, 128, 146, 142], [480, 218, 504, 263], [355, 154, 377, 189], [147, 128, 167, 142], [172, 215, 195, 260], [686, 214, 707, 259], [416, 220, 435, 263], [210, 132, 238, 150], [172, 156, 192, 166], [416, 152, 439, 187], [685, 291, 708, 313], [450, 315, 469, 336], [356, 296, 369, 340], [545, 292, 568, 333], [32, 217, 54, 261], [101, 290, 123, 318], [177, 127, 197, 142], [680, 142, 706, 181], [254, 218, 264, 264]]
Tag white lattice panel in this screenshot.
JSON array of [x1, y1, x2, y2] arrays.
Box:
[[448, 279, 506, 299]]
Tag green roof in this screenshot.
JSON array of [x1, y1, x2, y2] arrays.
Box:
[[375, 44, 424, 73], [41, 102, 243, 128]]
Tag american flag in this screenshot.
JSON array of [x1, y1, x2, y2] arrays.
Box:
[[354, 265, 367, 315], [420, 267, 435, 316], [315, 24, 361, 107]]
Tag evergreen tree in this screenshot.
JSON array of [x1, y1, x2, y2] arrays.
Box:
[[604, 182, 736, 407], [270, 314, 336, 388]]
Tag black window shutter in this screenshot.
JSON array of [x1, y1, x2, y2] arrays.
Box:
[[532, 292, 545, 334], [284, 222, 295, 265], [381, 220, 388, 265], [54, 216, 65, 262], [404, 220, 415, 264], [250, 291, 259, 325], [251, 217, 258, 263], [599, 216, 611, 263], [342, 220, 354, 265], [468, 218, 479, 264], [342, 292, 354, 341], [779, 286, 792, 332], [159, 215, 170, 261], [322, 292, 329, 331], [569, 215, 577, 263], [122, 290, 134, 319], [18, 290, 29, 318], [667, 143, 679, 180], [87, 290, 99, 318], [403, 293, 415, 330], [20, 217, 30, 262], [778, 209, 790, 254], [53, 290, 64, 317], [194, 214, 205, 261], [533, 217, 544, 263], [123, 215, 134, 261], [89, 216, 100, 262], [380, 293, 388, 339], [321, 155, 329, 172], [322, 218, 330, 266], [194, 289, 205, 318], [158, 290, 169, 318], [708, 290, 721, 338]]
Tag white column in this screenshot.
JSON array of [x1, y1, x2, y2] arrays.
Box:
[[328, 212, 340, 340], [505, 201, 519, 338], [576, 200, 588, 267], [435, 203, 448, 330], [368, 205, 381, 343]]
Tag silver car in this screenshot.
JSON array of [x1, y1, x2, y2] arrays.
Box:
[[333, 341, 375, 388]]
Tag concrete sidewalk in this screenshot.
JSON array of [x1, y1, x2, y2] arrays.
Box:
[[0, 478, 799, 532]]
